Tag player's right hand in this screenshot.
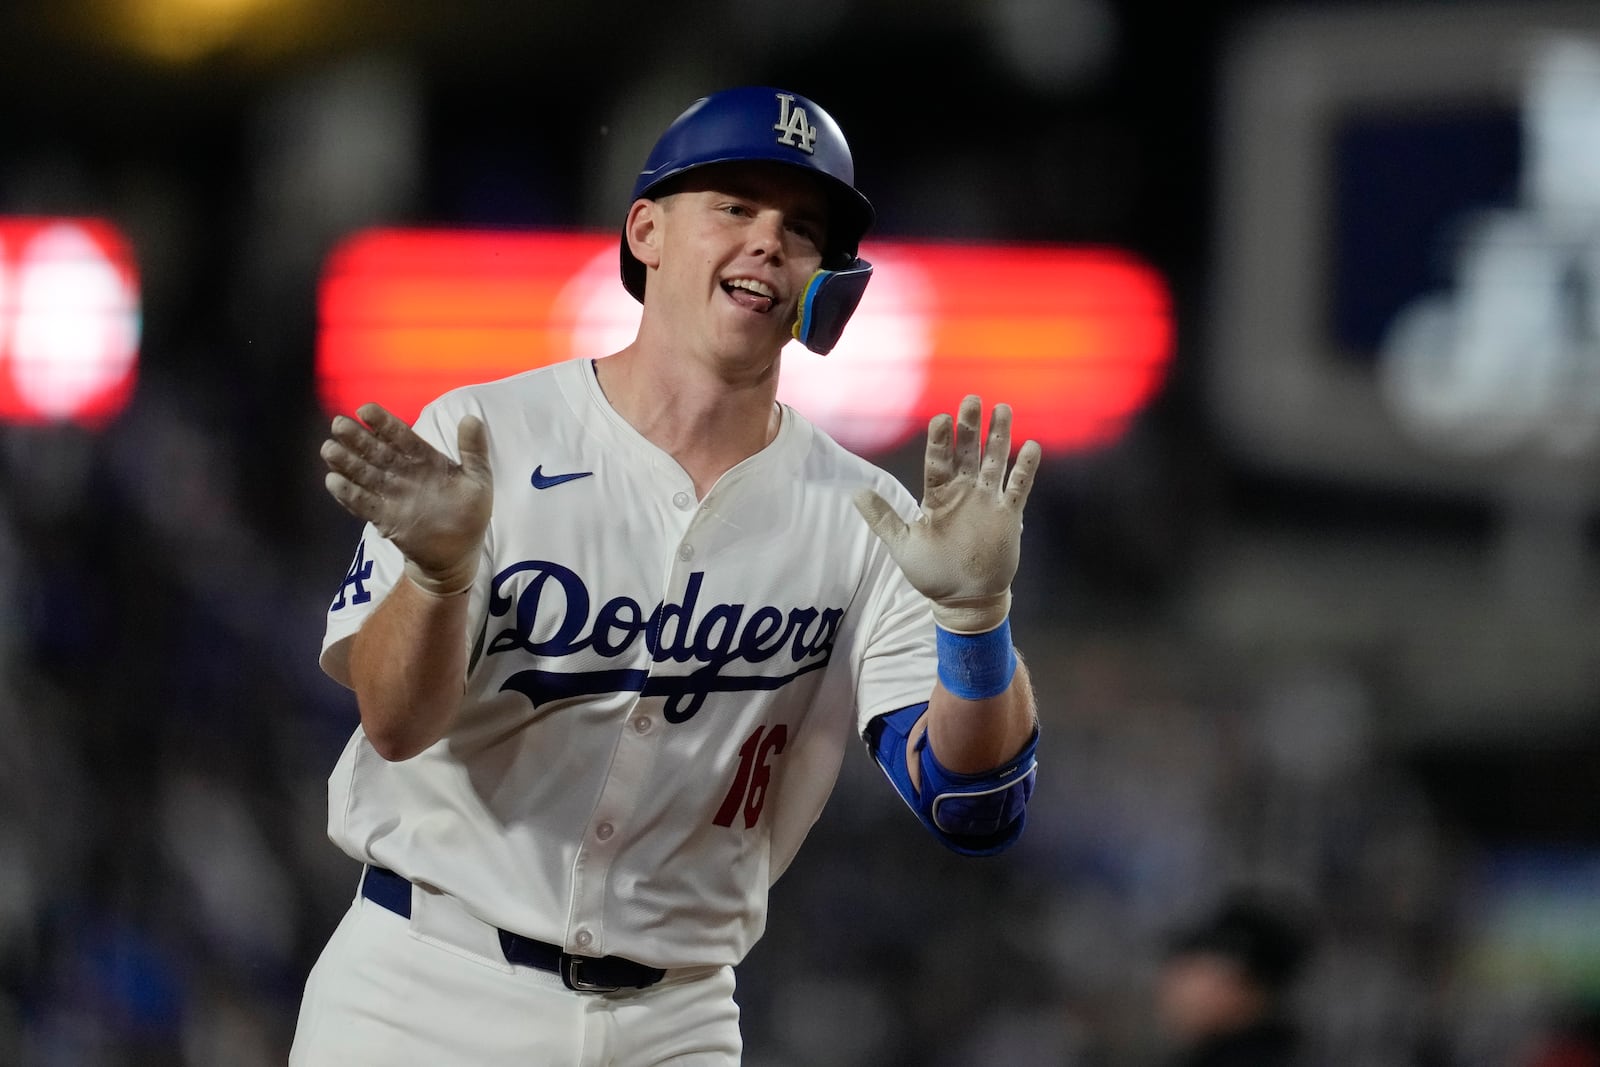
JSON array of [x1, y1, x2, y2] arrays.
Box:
[[321, 403, 493, 597]]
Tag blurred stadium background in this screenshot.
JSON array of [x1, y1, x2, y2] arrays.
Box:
[[3, 0, 1600, 1063]]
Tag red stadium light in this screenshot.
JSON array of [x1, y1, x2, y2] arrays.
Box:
[[317, 230, 1172, 456], [0, 217, 141, 428]]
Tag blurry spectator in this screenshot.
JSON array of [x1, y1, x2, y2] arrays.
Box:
[[1155, 890, 1316, 1067]]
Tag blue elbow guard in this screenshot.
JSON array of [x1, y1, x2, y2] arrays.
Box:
[[869, 704, 1038, 857]]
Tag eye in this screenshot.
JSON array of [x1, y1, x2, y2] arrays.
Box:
[[786, 220, 822, 246]]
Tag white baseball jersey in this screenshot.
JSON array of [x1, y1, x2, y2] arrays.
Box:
[[321, 356, 937, 970]]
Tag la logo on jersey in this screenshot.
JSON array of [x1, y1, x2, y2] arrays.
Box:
[[773, 94, 817, 154], [482, 560, 843, 725], [331, 541, 375, 610]]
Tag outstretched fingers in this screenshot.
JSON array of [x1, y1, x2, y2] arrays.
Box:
[[1005, 439, 1042, 510], [321, 406, 420, 524], [922, 411, 956, 498], [327, 413, 386, 462], [357, 402, 432, 462], [321, 425, 393, 493], [355, 401, 406, 437], [977, 403, 1013, 491], [323, 469, 386, 525], [951, 395, 983, 480], [923, 395, 986, 499]]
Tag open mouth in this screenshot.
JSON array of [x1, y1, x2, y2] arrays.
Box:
[[721, 277, 778, 314]]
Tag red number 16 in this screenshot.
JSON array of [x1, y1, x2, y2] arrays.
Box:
[[712, 724, 788, 829]]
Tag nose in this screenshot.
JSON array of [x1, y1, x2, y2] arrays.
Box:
[[745, 210, 786, 261]]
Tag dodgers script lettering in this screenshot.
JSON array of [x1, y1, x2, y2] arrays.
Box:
[[485, 560, 844, 723]]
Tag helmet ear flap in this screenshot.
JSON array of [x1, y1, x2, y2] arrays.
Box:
[[793, 259, 872, 355]]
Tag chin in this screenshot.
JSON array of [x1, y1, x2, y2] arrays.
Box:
[[713, 316, 787, 356]]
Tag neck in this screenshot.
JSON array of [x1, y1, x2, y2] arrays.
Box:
[[594, 345, 782, 497]]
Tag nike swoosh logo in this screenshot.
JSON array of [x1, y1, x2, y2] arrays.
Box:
[[530, 466, 594, 490]]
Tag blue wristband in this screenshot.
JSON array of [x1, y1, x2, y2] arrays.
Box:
[[935, 620, 1017, 700]]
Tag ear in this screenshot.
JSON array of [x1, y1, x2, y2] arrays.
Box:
[[624, 198, 662, 271]]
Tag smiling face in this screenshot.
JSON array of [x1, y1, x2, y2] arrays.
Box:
[[626, 161, 831, 373]]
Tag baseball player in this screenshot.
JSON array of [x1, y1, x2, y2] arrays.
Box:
[[291, 86, 1043, 1066]]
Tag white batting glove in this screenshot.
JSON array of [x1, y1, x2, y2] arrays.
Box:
[[321, 402, 493, 598], [854, 395, 1042, 634]]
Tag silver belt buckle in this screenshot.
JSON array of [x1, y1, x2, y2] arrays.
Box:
[[562, 954, 621, 994]]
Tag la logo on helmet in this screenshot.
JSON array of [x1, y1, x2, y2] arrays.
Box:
[[772, 94, 817, 154]]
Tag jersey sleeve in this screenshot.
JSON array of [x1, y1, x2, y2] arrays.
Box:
[[848, 475, 938, 737], [318, 396, 492, 688]]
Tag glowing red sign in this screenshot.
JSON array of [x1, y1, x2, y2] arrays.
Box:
[[317, 230, 1171, 455], [0, 218, 141, 427]]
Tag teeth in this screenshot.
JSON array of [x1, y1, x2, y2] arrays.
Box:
[[725, 278, 775, 298]]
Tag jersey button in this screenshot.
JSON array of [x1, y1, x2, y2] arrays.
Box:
[[677, 543, 694, 562], [595, 822, 614, 841], [574, 929, 594, 949], [672, 490, 693, 510], [632, 716, 652, 734]]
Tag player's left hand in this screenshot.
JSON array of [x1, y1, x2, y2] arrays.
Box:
[[854, 395, 1041, 634]]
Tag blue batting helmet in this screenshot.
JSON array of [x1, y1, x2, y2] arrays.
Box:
[[619, 86, 876, 354]]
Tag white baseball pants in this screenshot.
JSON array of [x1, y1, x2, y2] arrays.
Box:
[[290, 886, 742, 1066]]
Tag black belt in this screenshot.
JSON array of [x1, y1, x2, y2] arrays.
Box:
[[360, 865, 665, 993]]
